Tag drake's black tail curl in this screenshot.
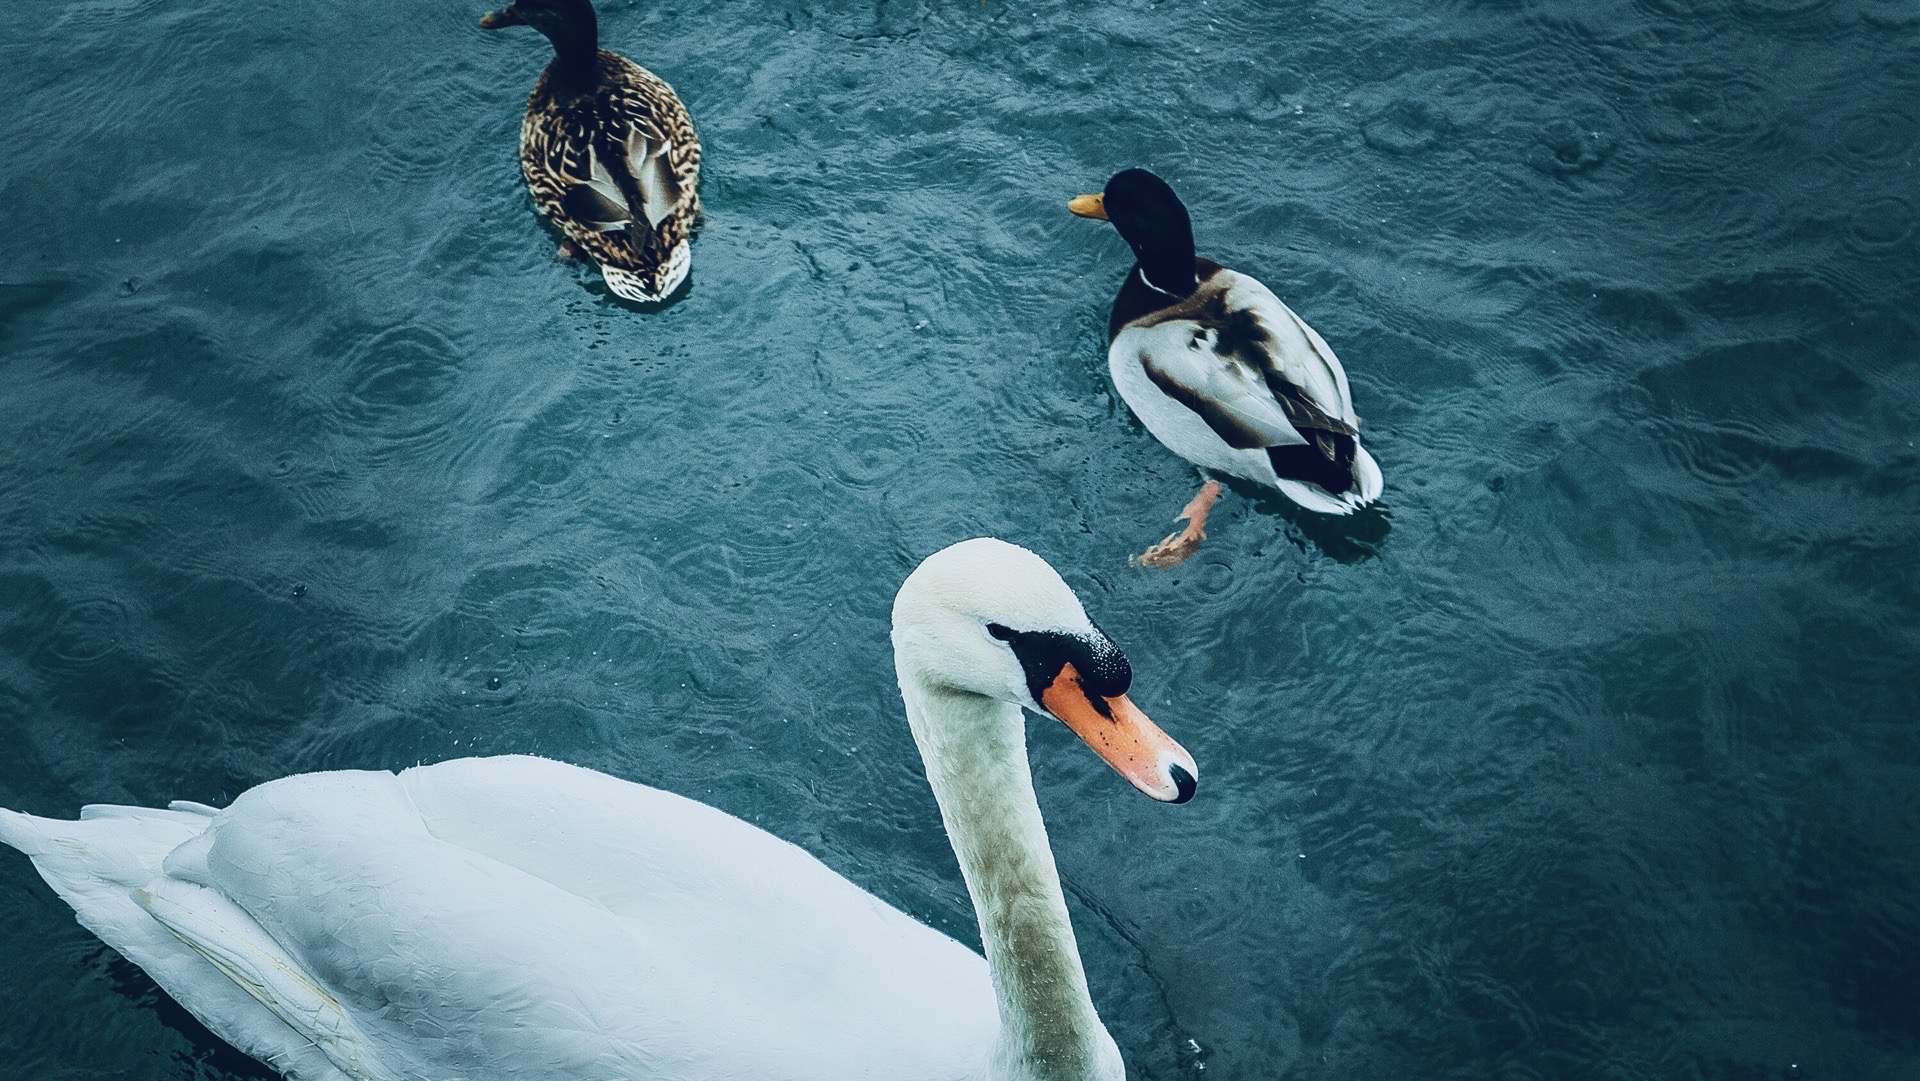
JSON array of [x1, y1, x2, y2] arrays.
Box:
[[1266, 432, 1356, 494]]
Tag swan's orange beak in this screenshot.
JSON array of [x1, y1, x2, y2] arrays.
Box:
[[1040, 664, 1196, 803], [1067, 193, 1109, 220]]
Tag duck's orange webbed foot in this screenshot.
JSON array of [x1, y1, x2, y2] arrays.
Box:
[[1132, 480, 1223, 568]]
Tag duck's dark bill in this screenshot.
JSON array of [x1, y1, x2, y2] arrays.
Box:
[[478, 6, 522, 28]]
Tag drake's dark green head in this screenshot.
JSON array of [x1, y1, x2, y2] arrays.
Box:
[[480, 0, 599, 73], [1069, 168, 1199, 298]]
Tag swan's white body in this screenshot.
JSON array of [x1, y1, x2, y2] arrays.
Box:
[[2, 756, 995, 1081], [1108, 269, 1382, 516], [2, 539, 1193, 1081]]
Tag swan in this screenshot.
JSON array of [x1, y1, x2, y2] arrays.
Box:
[[1069, 168, 1384, 566], [1, 538, 1198, 1081]]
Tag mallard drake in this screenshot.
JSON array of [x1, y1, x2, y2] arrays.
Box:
[[481, 0, 701, 303], [1070, 168, 1383, 566]]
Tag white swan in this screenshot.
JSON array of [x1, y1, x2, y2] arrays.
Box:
[[1, 538, 1198, 1081]]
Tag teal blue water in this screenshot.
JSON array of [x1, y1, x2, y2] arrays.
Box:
[[3, 0, 1917, 1078]]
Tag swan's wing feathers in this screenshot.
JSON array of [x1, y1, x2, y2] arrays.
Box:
[[392, 757, 1000, 1072], [0, 807, 358, 1081], [134, 879, 384, 1080], [5, 760, 997, 1081], [198, 768, 667, 1078], [191, 758, 996, 1080]]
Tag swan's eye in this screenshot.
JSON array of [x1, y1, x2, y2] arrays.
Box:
[[986, 622, 1015, 641]]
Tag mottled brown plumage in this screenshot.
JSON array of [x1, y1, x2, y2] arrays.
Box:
[[485, 0, 701, 303]]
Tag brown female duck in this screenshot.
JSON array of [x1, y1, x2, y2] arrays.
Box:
[[482, 0, 701, 302]]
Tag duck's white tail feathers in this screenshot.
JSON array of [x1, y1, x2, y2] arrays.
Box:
[[0, 806, 357, 1081], [600, 238, 689, 303]]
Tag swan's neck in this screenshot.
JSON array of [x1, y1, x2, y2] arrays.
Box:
[[901, 680, 1122, 1081]]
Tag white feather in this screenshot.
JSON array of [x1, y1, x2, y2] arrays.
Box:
[[0, 808, 354, 1081], [584, 145, 631, 220], [1108, 269, 1383, 514], [1126, 319, 1303, 448], [134, 879, 384, 1080], [1218, 271, 1355, 426], [1110, 326, 1280, 484], [3, 759, 998, 1080], [625, 130, 681, 229]]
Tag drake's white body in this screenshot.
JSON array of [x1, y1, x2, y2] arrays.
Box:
[[1109, 269, 1382, 515]]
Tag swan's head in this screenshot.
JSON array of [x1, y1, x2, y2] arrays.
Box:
[[893, 538, 1198, 804]]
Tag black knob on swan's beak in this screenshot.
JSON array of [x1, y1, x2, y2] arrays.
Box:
[[1168, 763, 1196, 805]]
